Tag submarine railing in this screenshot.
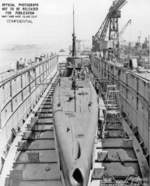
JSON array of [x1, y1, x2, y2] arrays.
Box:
[[0, 54, 59, 173]]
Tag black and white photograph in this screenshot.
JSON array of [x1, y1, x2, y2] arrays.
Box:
[[0, 0, 149, 186]]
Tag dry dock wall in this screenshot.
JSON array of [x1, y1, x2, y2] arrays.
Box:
[[91, 56, 150, 163], [0, 55, 59, 172]]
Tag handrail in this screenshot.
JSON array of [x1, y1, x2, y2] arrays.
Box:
[[91, 57, 150, 108], [0, 55, 58, 128], [0, 55, 57, 88]]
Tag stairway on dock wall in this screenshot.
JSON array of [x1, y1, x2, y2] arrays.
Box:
[[0, 55, 59, 174], [4, 76, 65, 186]]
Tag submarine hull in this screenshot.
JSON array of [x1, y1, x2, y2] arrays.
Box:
[[53, 76, 98, 186]]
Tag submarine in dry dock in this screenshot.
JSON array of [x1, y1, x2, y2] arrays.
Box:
[[1, 2, 150, 186], [53, 9, 98, 186], [1, 8, 98, 186]]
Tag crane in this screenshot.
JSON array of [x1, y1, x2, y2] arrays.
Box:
[[92, 0, 127, 60], [119, 19, 132, 38]]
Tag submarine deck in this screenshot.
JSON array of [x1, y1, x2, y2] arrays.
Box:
[[53, 76, 98, 144], [53, 73, 98, 186]]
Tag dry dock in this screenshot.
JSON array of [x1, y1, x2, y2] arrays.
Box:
[[4, 76, 65, 186], [91, 55, 150, 167], [0, 55, 59, 177]]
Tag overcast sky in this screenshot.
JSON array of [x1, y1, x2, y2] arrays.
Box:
[[0, 0, 150, 51]]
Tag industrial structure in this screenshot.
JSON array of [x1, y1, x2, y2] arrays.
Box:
[[91, 0, 150, 177], [0, 0, 149, 186]]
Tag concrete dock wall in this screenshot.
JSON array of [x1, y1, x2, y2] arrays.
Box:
[[91, 56, 150, 163], [0, 55, 59, 172]]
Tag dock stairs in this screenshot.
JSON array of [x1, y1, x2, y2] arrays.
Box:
[[5, 77, 65, 186], [88, 84, 143, 186]]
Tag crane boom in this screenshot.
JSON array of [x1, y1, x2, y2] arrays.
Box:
[[92, 0, 127, 54], [119, 19, 132, 37]]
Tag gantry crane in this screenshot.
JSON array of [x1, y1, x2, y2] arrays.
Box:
[[92, 0, 127, 60]]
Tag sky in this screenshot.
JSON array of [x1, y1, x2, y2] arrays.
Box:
[[0, 0, 150, 51]]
